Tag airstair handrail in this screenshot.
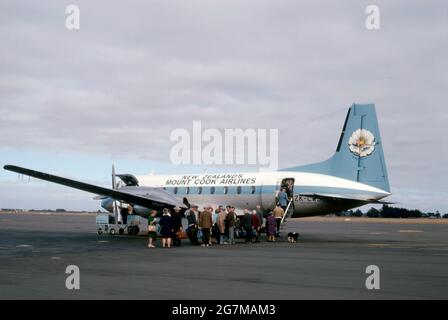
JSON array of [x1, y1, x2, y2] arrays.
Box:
[[281, 199, 293, 224]]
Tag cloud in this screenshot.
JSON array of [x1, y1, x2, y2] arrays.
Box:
[[0, 0, 447, 211]]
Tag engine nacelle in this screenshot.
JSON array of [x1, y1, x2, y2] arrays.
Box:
[[100, 197, 150, 217], [100, 197, 114, 213], [132, 205, 151, 217]]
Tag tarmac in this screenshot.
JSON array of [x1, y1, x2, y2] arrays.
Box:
[[1, 212, 447, 299]]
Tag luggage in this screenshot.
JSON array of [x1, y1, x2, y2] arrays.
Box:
[[176, 230, 187, 239], [236, 229, 246, 238], [251, 229, 258, 237]]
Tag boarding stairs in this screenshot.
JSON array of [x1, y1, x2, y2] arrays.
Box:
[[281, 199, 294, 225]]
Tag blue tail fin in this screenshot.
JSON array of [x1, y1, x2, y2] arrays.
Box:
[[283, 103, 390, 192]]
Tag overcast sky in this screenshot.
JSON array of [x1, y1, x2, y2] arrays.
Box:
[[1, 0, 447, 212]]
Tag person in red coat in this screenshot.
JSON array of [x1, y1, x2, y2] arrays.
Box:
[[251, 210, 261, 243]]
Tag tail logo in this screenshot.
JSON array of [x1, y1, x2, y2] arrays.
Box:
[[348, 129, 375, 157]]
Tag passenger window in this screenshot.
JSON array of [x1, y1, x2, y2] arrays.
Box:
[[173, 187, 178, 194], [237, 186, 242, 194], [198, 186, 202, 195], [210, 186, 215, 194], [223, 186, 228, 195], [250, 186, 256, 194], [186, 187, 190, 195]]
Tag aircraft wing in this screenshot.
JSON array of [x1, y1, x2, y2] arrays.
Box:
[[299, 193, 393, 204], [3, 165, 186, 209]]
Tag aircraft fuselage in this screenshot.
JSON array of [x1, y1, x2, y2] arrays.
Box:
[[134, 171, 390, 217]]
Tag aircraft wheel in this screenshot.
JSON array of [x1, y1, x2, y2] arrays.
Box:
[[119, 228, 124, 235], [97, 228, 103, 235], [110, 228, 116, 235], [134, 226, 140, 235], [127, 226, 135, 235]]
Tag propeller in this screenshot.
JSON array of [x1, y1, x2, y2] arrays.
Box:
[[112, 164, 117, 190], [112, 164, 120, 223]]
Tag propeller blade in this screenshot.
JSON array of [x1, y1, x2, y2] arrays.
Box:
[[112, 165, 120, 223], [112, 164, 117, 190]]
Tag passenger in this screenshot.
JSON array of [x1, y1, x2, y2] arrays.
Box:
[[236, 209, 243, 236], [225, 206, 237, 245], [242, 209, 253, 244], [159, 208, 173, 248], [274, 189, 280, 207], [225, 205, 231, 241], [273, 204, 285, 235], [277, 188, 289, 212], [121, 205, 132, 224], [186, 205, 199, 245], [255, 205, 264, 228], [147, 210, 158, 248], [197, 207, 202, 221], [217, 206, 228, 244], [251, 209, 261, 243], [199, 206, 213, 247], [212, 208, 220, 244], [193, 205, 200, 221], [265, 211, 276, 242], [172, 206, 183, 247]]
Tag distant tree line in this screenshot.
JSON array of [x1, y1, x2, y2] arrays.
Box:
[[1, 208, 95, 213], [334, 205, 447, 219], [29, 208, 67, 212]]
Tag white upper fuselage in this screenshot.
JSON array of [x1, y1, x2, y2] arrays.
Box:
[[136, 171, 390, 217]]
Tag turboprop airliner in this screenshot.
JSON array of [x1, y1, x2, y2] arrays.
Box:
[[4, 103, 391, 219]]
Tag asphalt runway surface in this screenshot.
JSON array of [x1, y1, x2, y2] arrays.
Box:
[[1, 212, 447, 299]]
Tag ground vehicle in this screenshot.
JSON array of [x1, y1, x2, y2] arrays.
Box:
[[96, 213, 141, 235]]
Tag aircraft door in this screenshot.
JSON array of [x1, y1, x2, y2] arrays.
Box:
[[280, 178, 295, 200], [261, 177, 295, 211], [279, 178, 295, 215]]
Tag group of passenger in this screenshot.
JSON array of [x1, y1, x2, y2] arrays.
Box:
[[147, 207, 184, 248], [147, 203, 287, 249]]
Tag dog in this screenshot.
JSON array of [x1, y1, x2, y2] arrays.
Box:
[[287, 232, 299, 243]]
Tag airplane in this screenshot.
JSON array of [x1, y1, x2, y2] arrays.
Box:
[[4, 103, 391, 224]]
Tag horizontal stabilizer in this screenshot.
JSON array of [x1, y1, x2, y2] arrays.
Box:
[[368, 200, 395, 205], [300, 193, 381, 202]]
